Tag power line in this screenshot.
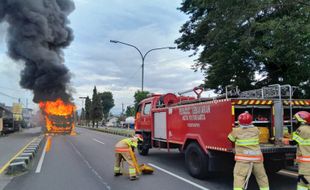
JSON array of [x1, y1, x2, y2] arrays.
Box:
[[0, 91, 19, 100], [0, 86, 28, 93]]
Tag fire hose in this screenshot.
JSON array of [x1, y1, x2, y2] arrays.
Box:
[[120, 149, 154, 175]]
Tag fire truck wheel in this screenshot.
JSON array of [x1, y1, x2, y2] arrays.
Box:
[[138, 144, 149, 156], [185, 142, 209, 179]]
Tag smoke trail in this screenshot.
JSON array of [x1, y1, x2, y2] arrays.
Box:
[[0, 0, 6, 22], [0, 0, 75, 103]]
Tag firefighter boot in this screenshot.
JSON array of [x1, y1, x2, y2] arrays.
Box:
[[114, 166, 122, 176], [114, 172, 122, 176], [129, 167, 138, 181]]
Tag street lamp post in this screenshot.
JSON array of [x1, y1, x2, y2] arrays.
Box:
[[110, 40, 176, 91]]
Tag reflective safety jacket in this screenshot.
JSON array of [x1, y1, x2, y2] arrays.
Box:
[[115, 138, 138, 150], [293, 125, 310, 175], [228, 125, 263, 162]]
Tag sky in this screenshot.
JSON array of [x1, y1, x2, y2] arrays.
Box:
[[0, 0, 206, 114]]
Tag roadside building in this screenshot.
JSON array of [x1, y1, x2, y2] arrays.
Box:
[[22, 108, 34, 127], [106, 117, 118, 127], [0, 104, 14, 134]]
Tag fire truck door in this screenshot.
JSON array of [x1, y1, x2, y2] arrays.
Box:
[[154, 112, 167, 139]]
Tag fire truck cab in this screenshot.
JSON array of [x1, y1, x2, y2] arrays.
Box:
[[135, 85, 310, 179]]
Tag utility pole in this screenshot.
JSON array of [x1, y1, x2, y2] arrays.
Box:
[[79, 97, 87, 126]]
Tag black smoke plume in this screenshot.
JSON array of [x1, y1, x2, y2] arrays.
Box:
[[0, 0, 75, 103]]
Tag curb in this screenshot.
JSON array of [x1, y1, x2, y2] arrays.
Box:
[[6, 135, 44, 175]]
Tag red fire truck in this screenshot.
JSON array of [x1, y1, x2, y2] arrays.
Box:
[[135, 85, 310, 179]]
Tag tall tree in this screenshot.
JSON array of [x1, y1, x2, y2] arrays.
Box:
[[134, 90, 149, 110], [125, 106, 135, 117], [85, 96, 91, 126], [91, 86, 103, 128], [176, 0, 310, 97], [98, 91, 115, 121]]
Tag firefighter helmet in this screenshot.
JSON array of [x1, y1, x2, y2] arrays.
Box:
[[134, 134, 144, 142], [294, 111, 310, 124], [238, 112, 253, 125]]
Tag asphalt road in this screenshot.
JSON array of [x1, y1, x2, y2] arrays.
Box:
[[0, 127, 41, 169], [3, 128, 298, 190]]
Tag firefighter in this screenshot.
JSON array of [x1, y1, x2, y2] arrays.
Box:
[[114, 134, 143, 180], [292, 111, 310, 190], [228, 111, 269, 190]]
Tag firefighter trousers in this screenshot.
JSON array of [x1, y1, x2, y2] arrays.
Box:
[[297, 175, 310, 190], [114, 152, 137, 178], [233, 161, 269, 190]]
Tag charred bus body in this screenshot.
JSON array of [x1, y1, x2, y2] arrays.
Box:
[[44, 114, 74, 134]]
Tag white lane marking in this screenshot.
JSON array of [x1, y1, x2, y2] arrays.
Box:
[[35, 139, 48, 173], [278, 169, 298, 177], [148, 163, 210, 190], [68, 140, 111, 190], [93, 138, 105, 145]]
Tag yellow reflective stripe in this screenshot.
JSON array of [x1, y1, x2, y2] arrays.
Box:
[[292, 132, 310, 145], [295, 114, 307, 123], [300, 101, 305, 105], [236, 138, 259, 146], [256, 100, 261, 104], [234, 188, 243, 190], [228, 134, 236, 142], [114, 167, 120, 172], [292, 132, 304, 144], [297, 185, 308, 190], [122, 138, 136, 147], [260, 187, 270, 190], [300, 141, 310, 145], [131, 141, 138, 148], [249, 100, 255, 104], [232, 106, 235, 115], [129, 168, 136, 175]]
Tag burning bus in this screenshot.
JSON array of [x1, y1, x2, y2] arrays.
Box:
[[39, 99, 76, 135]]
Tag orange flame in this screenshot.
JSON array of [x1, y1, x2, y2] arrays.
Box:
[[39, 99, 76, 135]]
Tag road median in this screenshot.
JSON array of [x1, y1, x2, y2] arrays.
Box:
[[78, 126, 135, 137]]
